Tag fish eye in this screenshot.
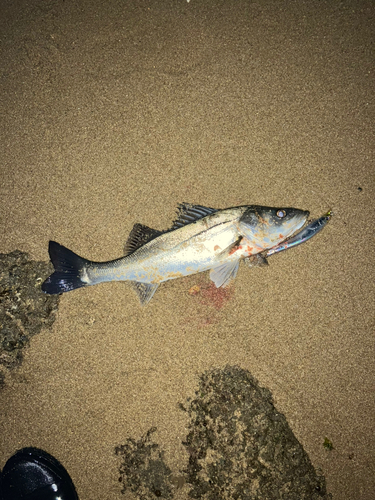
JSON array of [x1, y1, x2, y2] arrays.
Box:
[[276, 210, 286, 218]]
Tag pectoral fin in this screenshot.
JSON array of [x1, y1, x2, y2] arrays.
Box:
[[130, 282, 159, 305], [209, 260, 240, 288]]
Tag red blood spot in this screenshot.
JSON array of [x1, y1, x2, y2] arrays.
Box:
[[184, 278, 234, 330], [200, 282, 234, 310]]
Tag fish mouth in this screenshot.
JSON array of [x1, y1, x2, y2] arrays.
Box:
[[266, 209, 332, 257], [288, 209, 331, 241], [287, 210, 310, 239]]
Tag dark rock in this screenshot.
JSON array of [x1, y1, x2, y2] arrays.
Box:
[[183, 366, 331, 500], [115, 427, 173, 500], [0, 250, 59, 379]]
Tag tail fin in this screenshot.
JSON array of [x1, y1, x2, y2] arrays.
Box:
[[42, 241, 90, 294]]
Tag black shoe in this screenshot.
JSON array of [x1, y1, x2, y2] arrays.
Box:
[[0, 447, 79, 500]]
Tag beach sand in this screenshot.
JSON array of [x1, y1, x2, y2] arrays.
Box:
[[0, 1, 374, 498]]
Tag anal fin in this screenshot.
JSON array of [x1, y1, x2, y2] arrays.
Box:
[[130, 281, 159, 305]]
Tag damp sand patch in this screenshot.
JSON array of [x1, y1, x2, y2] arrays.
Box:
[[115, 366, 331, 499], [0, 250, 59, 380], [115, 427, 175, 500]]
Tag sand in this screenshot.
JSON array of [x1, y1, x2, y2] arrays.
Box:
[[0, 0, 374, 499]]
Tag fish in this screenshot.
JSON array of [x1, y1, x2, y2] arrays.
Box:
[[245, 210, 332, 267], [42, 203, 309, 305]]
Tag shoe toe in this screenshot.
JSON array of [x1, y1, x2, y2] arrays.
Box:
[[1, 447, 78, 500]]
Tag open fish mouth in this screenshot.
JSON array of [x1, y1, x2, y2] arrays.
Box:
[[267, 210, 332, 257]]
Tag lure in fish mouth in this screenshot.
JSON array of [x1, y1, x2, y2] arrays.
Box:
[[42, 203, 319, 305]]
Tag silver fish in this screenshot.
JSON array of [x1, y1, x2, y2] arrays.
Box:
[[42, 203, 309, 304]]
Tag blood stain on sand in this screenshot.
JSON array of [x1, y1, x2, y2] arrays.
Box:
[[186, 279, 234, 329], [200, 282, 234, 310]]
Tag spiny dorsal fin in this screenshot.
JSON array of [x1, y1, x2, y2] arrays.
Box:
[[124, 223, 163, 256], [172, 203, 218, 229]]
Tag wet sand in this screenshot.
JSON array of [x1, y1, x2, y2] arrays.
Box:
[[0, 1, 374, 498]]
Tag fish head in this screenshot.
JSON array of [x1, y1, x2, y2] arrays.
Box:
[[238, 206, 309, 250]]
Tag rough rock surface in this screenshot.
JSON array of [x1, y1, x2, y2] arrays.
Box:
[[0, 250, 59, 377], [182, 366, 331, 499], [115, 366, 331, 499], [115, 427, 174, 500]]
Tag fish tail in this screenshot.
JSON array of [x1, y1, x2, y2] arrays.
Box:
[[42, 241, 90, 294]]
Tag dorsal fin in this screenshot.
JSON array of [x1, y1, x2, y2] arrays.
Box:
[[124, 223, 163, 256], [172, 203, 218, 229]]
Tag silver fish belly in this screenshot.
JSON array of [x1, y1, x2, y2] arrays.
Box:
[[42, 203, 309, 304]]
